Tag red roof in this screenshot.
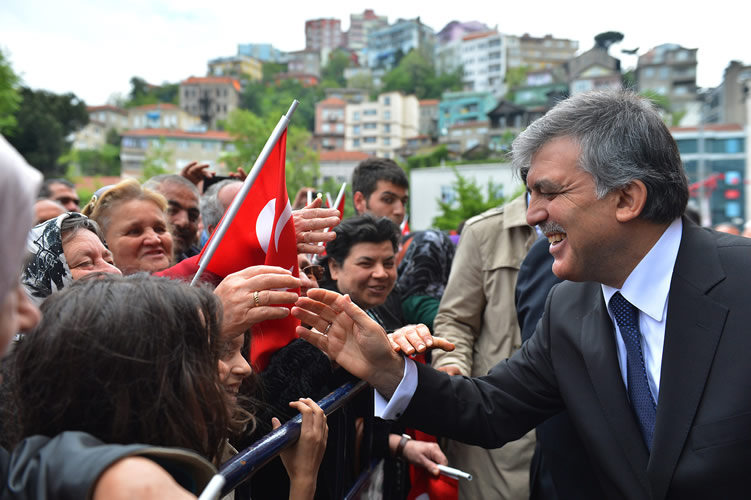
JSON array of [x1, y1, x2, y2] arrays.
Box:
[[670, 124, 743, 133], [129, 103, 179, 111], [180, 76, 242, 92], [122, 128, 233, 141], [87, 105, 127, 115], [318, 97, 347, 107], [319, 150, 372, 162], [419, 99, 439, 106], [463, 30, 498, 42]]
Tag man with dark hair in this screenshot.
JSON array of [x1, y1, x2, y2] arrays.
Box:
[[143, 174, 201, 262], [39, 178, 80, 211], [352, 158, 409, 225], [295, 90, 751, 498]]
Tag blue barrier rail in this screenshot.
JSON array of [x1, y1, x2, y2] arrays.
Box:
[[219, 379, 369, 496]]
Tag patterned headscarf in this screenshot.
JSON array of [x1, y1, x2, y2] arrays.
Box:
[[21, 212, 86, 305], [397, 229, 456, 300]]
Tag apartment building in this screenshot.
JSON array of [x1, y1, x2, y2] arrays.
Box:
[[179, 76, 242, 129], [437, 91, 497, 135], [345, 91, 419, 159], [72, 105, 129, 150], [705, 61, 751, 126], [637, 44, 698, 112], [567, 46, 622, 95], [120, 128, 234, 177], [287, 49, 321, 78], [208, 55, 262, 82], [346, 9, 388, 61], [237, 43, 284, 63], [128, 103, 200, 131], [312, 97, 347, 151], [460, 31, 506, 96], [507, 33, 579, 70], [367, 18, 435, 70], [306, 18, 343, 51]]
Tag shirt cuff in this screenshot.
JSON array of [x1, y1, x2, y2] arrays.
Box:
[[374, 356, 417, 420]]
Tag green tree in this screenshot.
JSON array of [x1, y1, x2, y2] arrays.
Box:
[[222, 109, 319, 199], [59, 144, 121, 177], [406, 145, 450, 170], [139, 138, 172, 182], [594, 31, 624, 51], [7, 87, 89, 177], [125, 77, 179, 107], [381, 49, 462, 99], [0, 49, 21, 135], [321, 50, 351, 88], [432, 168, 508, 230], [262, 62, 288, 84], [238, 78, 321, 131]]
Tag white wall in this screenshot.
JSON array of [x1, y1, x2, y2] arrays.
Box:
[[409, 162, 523, 230]]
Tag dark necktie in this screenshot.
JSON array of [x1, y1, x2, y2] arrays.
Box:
[[610, 292, 657, 450]]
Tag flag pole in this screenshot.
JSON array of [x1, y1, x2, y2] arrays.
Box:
[[333, 182, 346, 214], [325, 192, 334, 209], [190, 100, 299, 286]]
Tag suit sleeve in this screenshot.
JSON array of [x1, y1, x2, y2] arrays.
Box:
[[431, 224, 485, 375], [401, 284, 564, 448]]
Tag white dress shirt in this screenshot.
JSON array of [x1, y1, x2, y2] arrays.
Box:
[[377, 217, 684, 420]]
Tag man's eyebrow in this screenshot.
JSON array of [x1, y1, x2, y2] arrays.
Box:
[[530, 179, 562, 192]]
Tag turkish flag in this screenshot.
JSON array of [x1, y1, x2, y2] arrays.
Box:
[[335, 192, 346, 218], [198, 129, 300, 371]]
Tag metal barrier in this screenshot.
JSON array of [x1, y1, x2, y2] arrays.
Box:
[[217, 379, 370, 497]]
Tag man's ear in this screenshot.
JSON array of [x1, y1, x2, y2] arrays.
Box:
[[615, 179, 648, 223], [353, 191, 367, 215], [329, 260, 340, 280]]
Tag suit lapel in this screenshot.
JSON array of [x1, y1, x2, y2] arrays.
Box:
[[581, 289, 651, 493], [647, 221, 728, 499]]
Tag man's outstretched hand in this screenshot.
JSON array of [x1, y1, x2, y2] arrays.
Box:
[[292, 289, 405, 399]]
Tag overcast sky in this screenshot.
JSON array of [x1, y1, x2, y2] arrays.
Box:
[[2, 0, 749, 105]]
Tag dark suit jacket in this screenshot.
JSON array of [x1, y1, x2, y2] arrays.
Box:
[[402, 220, 751, 499]]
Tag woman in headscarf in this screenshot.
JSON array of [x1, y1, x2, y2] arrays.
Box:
[[21, 212, 120, 305]]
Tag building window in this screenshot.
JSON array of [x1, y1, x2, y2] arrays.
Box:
[[322, 123, 331, 132], [383, 110, 391, 120], [353, 111, 360, 121], [364, 137, 376, 144], [383, 137, 390, 145], [353, 125, 361, 135], [363, 109, 377, 116], [353, 138, 360, 146], [383, 96, 391, 105], [364, 122, 377, 129], [335, 123, 344, 133], [383, 124, 391, 133]]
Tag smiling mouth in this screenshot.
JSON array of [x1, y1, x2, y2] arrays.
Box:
[[547, 233, 567, 245]]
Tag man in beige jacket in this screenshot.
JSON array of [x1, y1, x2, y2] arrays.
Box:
[[432, 193, 537, 499]]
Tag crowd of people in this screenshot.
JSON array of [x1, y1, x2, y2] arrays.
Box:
[[2, 88, 749, 500]]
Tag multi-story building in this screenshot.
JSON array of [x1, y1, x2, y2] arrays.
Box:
[[273, 72, 320, 87], [312, 97, 347, 151], [179, 76, 242, 129], [705, 61, 751, 126], [128, 103, 201, 131], [419, 99, 439, 139], [367, 18, 435, 70], [637, 44, 698, 112], [437, 91, 497, 136], [442, 120, 491, 154], [208, 55, 262, 82], [318, 150, 372, 185], [346, 9, 388, 61], [507, 33, 579, 70], [287, 49, 321, 78], [72, 105, 129, 150], [435, 20, 490, 74], [306, 18, 343, 51], [566, 46, 622, 95], [344, 91, 419, 159], [237, 43, 284, 63], [120, 128, 234, 177], [460, 30, 506, 96], [324, 87, 370, 105], [671, 123, 747, 227]]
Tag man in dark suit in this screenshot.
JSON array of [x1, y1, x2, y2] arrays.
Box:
[[293, 90, 751, 499]]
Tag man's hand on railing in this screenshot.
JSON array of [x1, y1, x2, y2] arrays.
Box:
[[292, 197, 340, 255], [272, 398, 328, 500], [387, 325, 455, 356]]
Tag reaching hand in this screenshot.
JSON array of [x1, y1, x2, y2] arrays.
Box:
[[272, 398, 328, 500], [400, 439, 448, 477], [292, 289, 405, 398], [388, 325, 455, 356], [180, 161, 213, 186], [292, 197, 340, 255], [228, 167, 247, 181], [214, 265, 301, 338]]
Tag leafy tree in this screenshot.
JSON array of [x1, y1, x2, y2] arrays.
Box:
[[381, 49, 462, 99], [321, 50, 351, 88], [222, 109, 319, 199], [238, 78, 321, 131], [432, 168, 507, 230], [59, 144, 121, 177], [125, 77, 179, 107], [594, 31, 624, 51], [262, 62, 287, 84], [406, 145, 450, 170], [0, 49, 21, 135], [139, 137, 172, 182], [7, 87, 88, 177], [346, 73, 378, 97]]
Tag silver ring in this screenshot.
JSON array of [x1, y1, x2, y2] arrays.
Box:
[[323, 322, 332, 334], [253, 291, 260, 308]]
